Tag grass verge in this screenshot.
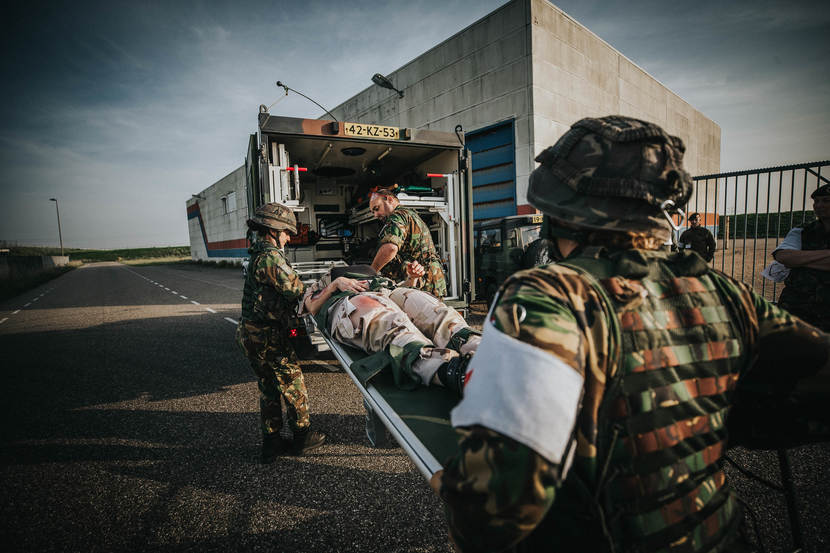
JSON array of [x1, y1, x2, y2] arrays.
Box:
[[0, 262, 81, 303], [121, 256, 192, 266]]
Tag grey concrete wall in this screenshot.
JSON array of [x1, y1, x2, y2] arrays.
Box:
[[529, 0, 721, 200], [329, 0, 720, 216], [330, 0, 533, 149], [186, 165, 248, 262], [0, 255, 69, 281]]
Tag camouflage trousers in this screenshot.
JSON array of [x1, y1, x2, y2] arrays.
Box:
[[421, 259, 448, 299], [235, 320, 310, 436], [328, 287, 480, 385]]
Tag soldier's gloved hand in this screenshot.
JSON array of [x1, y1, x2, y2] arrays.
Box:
[[333, 277, 369, 294]]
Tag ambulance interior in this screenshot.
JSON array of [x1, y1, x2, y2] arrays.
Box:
[[260, 132, 464, 299]]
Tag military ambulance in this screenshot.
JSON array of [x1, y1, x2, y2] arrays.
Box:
[[245, 108, 476, 353], [245, 110, 477, 476]]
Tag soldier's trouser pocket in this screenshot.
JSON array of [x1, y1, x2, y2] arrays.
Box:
[[388, 287, 468, 348]]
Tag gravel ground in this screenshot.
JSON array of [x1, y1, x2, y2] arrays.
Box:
[[0, 263, 453, 552]]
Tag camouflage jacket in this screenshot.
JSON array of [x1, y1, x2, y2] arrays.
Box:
[[778, 219, 830, 331], [241, 240, 305, 326], [439, 248, 829, 552], [378, 206, 447, 297]]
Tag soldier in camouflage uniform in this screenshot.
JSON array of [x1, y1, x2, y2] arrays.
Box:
[[301, 263, 478, 394], [774, 184, 830, 331], [370, 186, 448, 298], [432, 116, 830, 552], [235, 202, 326, 462]]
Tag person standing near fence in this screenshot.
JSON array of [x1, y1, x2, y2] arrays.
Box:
[[678, 212, 716, 261], [774, 184, 830, 331]]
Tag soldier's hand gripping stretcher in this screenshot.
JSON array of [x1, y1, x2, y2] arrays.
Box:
[[299, 262, 480, 396]]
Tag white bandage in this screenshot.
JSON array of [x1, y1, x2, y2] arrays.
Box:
[[450, 319, 584, 464]]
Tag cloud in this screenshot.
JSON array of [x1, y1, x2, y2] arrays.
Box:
[[2, 0, 828, 248]]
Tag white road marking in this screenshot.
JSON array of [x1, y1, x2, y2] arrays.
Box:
[[24, 303, 31, 307], [163, 287, 169, 291], [31, 297, 39, 302], [180, 295, 188, 299], [224, 317, 238, 325], [171, 291, 178, 294], [0, 318, 7, 325], [191, 300, 200, 305], [205, 307, 217, 314], [13, 310, 20, 314]]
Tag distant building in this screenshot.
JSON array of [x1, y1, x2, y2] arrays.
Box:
[[186, 166, 248, 262], [187, 0, 720, 260]]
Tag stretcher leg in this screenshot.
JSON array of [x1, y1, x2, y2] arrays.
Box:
[[363, 398, 390, 447]]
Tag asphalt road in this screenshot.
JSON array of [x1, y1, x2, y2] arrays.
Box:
[[1, 262, 828, 552], [0, 263, 452, 553]]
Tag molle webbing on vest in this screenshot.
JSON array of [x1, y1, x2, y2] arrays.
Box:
[[562, 250, 743, 552]]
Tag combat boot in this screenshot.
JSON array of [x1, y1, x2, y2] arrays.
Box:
[[435, 353, 472, 397], [290, 427, 327, 455], [261, 434, 289, 464]]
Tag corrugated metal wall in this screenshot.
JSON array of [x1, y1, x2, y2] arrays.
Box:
[[467, 120, 516, 221]]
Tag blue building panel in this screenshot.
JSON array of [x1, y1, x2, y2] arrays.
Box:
[[473, 199, 515, 220], [473, 181, 515, 204], [466, 120, 516, 221]]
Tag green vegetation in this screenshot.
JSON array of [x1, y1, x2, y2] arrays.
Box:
[[8, 246, 190, 262], [0, 262, 81, 302], [716, 210, 816, 239]]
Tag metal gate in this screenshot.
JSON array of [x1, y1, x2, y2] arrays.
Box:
[[688, 160, 829, 301]]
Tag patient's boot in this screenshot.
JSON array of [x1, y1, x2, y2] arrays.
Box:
[[290, 426, 327, 455], [435, 353, 472, 397]]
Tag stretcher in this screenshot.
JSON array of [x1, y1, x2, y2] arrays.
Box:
[[307, 314, 461, 480]]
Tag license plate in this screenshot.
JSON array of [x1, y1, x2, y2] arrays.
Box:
[[532, 215, 543, 223], [344, 122, 400, 139]]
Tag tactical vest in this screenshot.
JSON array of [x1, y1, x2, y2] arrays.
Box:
[[528, 249, 749, 553], [241, 244, 296, 325], [779, 220, 830, 330]]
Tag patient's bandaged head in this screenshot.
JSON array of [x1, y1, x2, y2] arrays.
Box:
[[331, 264, 377, 280]]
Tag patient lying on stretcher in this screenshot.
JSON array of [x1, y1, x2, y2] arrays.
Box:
[[299, 263, 479, 396]]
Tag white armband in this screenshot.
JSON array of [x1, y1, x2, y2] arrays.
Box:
[[450, 319, 584, 464]]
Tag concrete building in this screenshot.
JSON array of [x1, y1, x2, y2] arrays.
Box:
[[186, 166, 248, 262], [330, 0, 720, 220], [188, 0, 720, 260]]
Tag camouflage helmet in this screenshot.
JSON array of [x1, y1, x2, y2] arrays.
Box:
[[528, 115, 693, 242], [248, 202, 297, 234]]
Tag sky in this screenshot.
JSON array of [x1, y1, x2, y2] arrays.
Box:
[[1, 0, 828, 249]]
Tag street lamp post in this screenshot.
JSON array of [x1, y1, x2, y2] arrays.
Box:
[[371, 73, 404, 98], [49, 198, 63, 256]]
